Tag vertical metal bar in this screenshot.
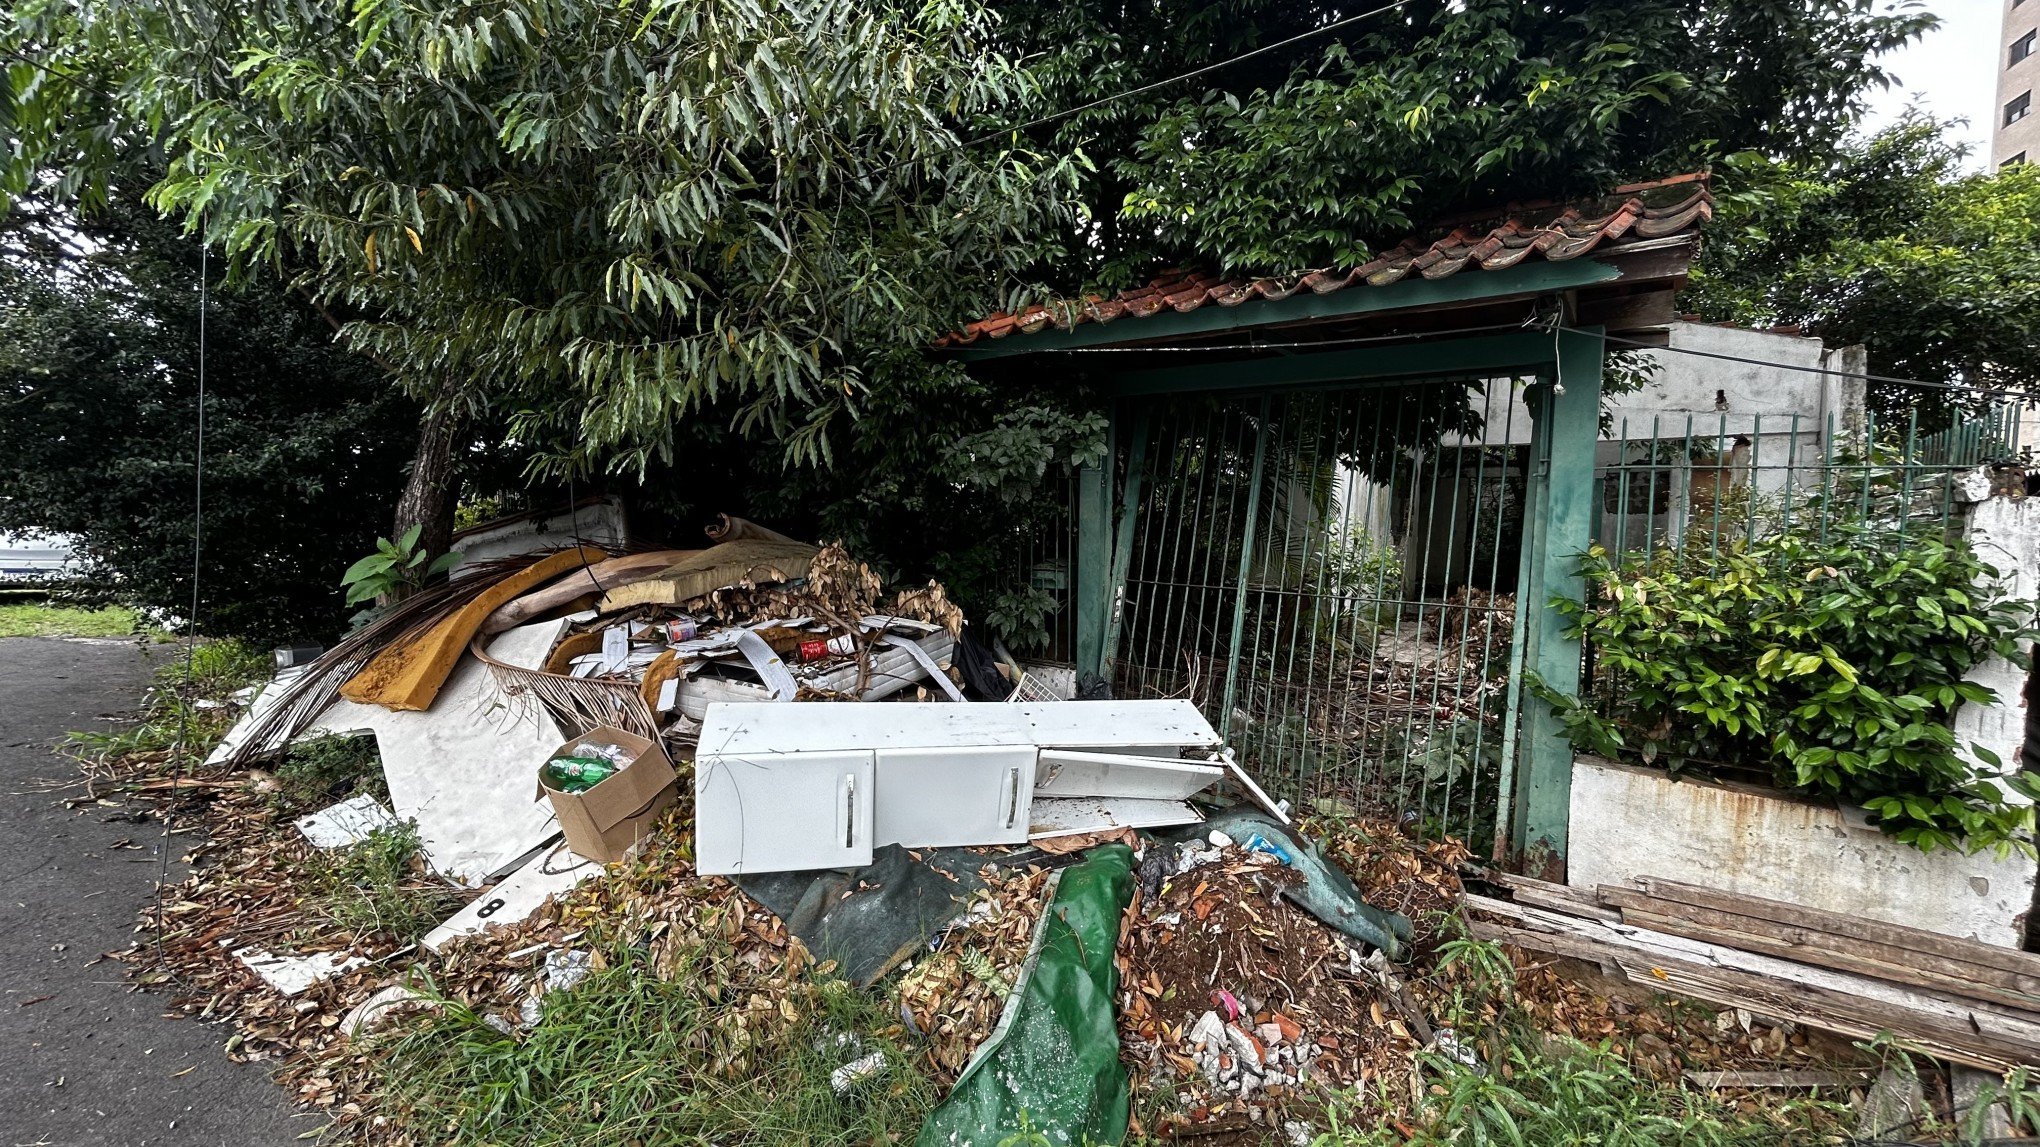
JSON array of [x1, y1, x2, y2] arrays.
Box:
[[1218, 396, 1272, 740], [1103, 407, 1151, 677]]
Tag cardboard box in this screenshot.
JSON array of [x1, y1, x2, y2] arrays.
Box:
[[537, 725, 677, 863]]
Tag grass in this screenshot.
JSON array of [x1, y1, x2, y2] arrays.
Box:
[[0, 601, 149, 638], [377, 945, 937, 1145], [274, 733, 388, 813], [65, 637, 274, 760], [294, 822, 464, 944]]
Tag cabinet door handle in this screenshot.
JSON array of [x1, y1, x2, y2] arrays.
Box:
[[1002, 767, 1021, 830], [841, 773, 858, 849]]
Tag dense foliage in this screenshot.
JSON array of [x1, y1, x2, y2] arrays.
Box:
[[998, 0, 1932, 283], [1542, 527, 2039, 855], [3, 0, 1080, 479], [1688, 115, 2040, 422], [0, 195, 421, 641]]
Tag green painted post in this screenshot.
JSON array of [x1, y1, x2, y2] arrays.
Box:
[[1511, 327, 1604, 879], [1218, 396, 1272, 739], [1103, 408, 1151, 670], [1074, 420, 1116, 683]]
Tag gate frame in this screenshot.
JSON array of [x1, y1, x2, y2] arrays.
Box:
[[1059, 328, 1604, 872]]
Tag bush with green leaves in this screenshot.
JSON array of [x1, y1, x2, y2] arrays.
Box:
[[340, 525, 461, 608], [1540, 524, 2039, 855]]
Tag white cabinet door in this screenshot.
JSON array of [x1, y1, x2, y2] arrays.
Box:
[[1033, 749, 1224, 800], [873, 745, 1034, 848], [694, 749, 875, 875]]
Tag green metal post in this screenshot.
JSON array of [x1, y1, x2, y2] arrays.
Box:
[[1510, 326, 1604, 879], [1103, 408, 1151, 671], [1075, 420, 1116, 683], [1218, 396, 1272, 738]]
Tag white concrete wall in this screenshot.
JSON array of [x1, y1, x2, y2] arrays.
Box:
[[1568, 757, 2037, 947], [1953, 471, 2040, 786]]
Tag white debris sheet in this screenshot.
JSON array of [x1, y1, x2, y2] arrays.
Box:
[[293, 792, 399, 849], [422, 845, 603, 952], [231, 945, 369, 997]]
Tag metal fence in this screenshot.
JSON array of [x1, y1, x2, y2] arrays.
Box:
[[1107, 380, 1534, 852], [1596, 400, 2031, 563]]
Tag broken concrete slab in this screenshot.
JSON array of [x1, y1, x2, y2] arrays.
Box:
[[292, 793, 399, 849]]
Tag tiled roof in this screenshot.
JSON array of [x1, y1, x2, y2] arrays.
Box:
[[938, 174, 1712, 348]]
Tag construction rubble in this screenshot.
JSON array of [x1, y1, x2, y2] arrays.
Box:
[[70, 515, 2026, 1144]]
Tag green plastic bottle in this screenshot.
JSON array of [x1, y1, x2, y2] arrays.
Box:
[[542, 755, 617, 793]]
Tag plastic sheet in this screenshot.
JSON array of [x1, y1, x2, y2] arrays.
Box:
[[735, 846, 989, 988], [916, 845, 1135, 1147]]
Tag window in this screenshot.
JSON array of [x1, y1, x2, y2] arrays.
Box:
[[2009, 91, 2033, 127], [2016, 30, 2037, 66], [2007, 153, 2030, 167]]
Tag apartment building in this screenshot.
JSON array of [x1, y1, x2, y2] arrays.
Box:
[[1999, 0, 2040, 165]]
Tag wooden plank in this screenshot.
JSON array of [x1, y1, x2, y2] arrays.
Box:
[[1467, 917, 2027, 1073], [1481, 870, 1621, 923], [341, 546, 609, 712], [1463, 895, 2040, 1066], [1633, 876, 2040, 979], [1683, 1070, 1866, 1090], [1600, 887, 2040, 1012]]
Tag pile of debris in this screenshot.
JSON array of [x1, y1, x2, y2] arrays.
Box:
[[1119, 822, 1463, 1141]]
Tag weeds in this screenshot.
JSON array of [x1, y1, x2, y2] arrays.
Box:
[[1312, 1036, 1847, 1147], [293, 822, 464, 944], [273, 733, 386, 813], [378, 945, 936, 1145], [64, 638, 270, 761]]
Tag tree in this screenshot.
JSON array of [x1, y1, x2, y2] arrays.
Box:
[[2, 0, 1080, 497], [1687, 114, 2040, 424], [0, 193, 423, 642], [990, 0, 1934, 284]]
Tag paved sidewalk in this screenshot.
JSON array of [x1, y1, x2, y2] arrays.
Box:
[[0, 637, 304, 1147]]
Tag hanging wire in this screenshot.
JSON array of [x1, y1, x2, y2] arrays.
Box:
[[150, 226, 208, 989]]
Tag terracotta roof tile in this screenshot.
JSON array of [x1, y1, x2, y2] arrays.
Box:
[[938, 176, 1712, 347]]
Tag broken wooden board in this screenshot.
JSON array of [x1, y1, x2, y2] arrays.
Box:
[[341, 546, 607, 712], [1683, 1070, 1866, 1090], [595, 539, 820, 612], [479, 549, 701, 635], [312, 620, 571, 885], [1464, 892, 2040, 1071], [1599, 878, 2040, 1013]]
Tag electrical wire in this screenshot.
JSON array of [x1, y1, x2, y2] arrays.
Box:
[[953, 0, 1415, 152], [150, 227, 208, 990]]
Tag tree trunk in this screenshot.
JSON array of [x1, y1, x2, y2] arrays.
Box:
[[394, 404, 462, 561]]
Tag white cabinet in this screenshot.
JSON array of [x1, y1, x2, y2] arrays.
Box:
[[694, 749, 875, 875], [694, 701, 1226, 875]]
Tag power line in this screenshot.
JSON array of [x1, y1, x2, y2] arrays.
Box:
[[957, 0, 1416, 152]]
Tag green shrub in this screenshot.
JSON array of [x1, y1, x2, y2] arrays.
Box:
[[273, 734, 386, 813], [1540, 524, 2039, 855], [294, 822, 462, 944]]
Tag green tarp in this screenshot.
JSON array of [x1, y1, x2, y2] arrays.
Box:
[[916, 845, 1135, 1147]]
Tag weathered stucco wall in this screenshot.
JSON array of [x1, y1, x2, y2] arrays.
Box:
[[1568, 756, 2038, 948], [1953, 473, 2040, 787]]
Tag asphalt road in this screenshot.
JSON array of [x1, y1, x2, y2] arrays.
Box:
[[0, 637, 304, 1147]]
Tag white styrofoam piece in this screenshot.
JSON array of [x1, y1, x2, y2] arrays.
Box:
[[232, 946, 369, 996], [1027, 796, 1206, 840], [307, 620, 570, 885], [696, 698, 1219, 756], [1033, 749, 1223, 801], [871, 746, 1034, 848], [421, 846, 603, 952], [694, 750, 876, 875], [293, 793, 400, 849]]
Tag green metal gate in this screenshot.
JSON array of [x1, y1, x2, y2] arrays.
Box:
[[1104, 379, 1541, 854]]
